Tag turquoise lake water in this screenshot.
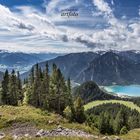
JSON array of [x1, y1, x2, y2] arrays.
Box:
[[104, 85, 140, 97]]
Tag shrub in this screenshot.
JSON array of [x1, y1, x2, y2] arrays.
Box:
[[120, 126, 128, 135]]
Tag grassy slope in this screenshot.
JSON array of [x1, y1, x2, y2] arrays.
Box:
[[84, 100, 140, 112], [120, 129, 140, 140], [1, 103, 140, 140], [0, 105, 94, 133]]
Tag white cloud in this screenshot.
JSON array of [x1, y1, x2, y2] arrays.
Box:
[[0, 0, 139, 53], [93, 0, 112, 15]]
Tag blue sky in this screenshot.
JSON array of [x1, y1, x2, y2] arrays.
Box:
[[0, 0, 139, 53]]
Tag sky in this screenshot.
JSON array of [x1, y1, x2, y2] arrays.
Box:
[[0, 0, 139, 53]]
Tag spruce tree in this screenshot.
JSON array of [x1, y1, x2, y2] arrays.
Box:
[[8, 70, 18, 105], [98, 112, 111, 134], [1, 70, 9, 104], [74, 97, 86, 123], [41, 63, 50, 109], [17, 71, 23, 104], [114, 108, 128, 134], [32, 63, 41, 107]]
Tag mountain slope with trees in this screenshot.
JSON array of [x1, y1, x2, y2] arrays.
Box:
[[77, 52, 140, 85], [86, 103, 140, 135], [73, 81, 120, 104]]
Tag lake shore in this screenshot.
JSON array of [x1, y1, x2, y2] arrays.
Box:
[[101, 85, 140, 97]]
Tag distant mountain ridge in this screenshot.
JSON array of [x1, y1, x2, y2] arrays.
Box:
[[77, 51, 140, 85], [0, 51, 61, 73], [21, 52, 99, 80], [21, 50, 140, 85]]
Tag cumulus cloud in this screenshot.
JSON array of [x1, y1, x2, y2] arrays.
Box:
[[0, 0, 139, 53], [14, 22, 35, 31]]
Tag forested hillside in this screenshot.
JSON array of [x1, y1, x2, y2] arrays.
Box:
[[0, 63, 140, 139], [73, 81, 120, 104]]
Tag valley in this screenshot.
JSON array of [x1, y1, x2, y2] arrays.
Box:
[[0, 50, 140, 139]]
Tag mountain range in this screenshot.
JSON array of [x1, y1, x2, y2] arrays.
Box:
[[0, 50, 140, 85], [77, 51, 140, 85], [21, 50, 140, 85], [0, 51, 61, 73]]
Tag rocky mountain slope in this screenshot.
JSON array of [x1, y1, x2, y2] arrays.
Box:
[[21, 52, 99, 80], [22, 51, 140, 85]]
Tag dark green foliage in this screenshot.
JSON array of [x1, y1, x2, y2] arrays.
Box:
[[8, 70, 18, 105], [120, 126, 128, 135], [73, 81, 120, 104], [131, 97, 140, 107], [1, 63, 73, 116], [26, 63, 72, 115], [17, 71, 23, 104], [1, 70, 9, 104], [98, 112, 113, 134], [63, 106, 73, 122], [73, 97, 86, 123], [64, 97, 86, 123], [114, 108, 128, 134], [1, 70, 22, 106], [86, 103, 140, 135]]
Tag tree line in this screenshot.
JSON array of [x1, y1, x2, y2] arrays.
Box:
[[1, 64, 140, 135], [0, 70, 22, 105], [86, 103, 140, 135], [0, 63, 85, 123]]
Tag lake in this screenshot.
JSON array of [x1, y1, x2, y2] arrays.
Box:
[[104, 85, 140, 97]]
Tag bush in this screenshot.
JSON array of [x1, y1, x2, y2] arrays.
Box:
[[120, 126, 128, 135], [63, 106, 73, 122]]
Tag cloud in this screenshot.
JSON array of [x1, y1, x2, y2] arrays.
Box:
[[93, 0, 112, 15], [0, 0, 139, 53], [14, 22, 35, 31]]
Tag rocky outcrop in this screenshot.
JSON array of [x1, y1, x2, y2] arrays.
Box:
[[35, 125, 94, 138], [2, 124, 122, 140], [0, 133, 5, 139]]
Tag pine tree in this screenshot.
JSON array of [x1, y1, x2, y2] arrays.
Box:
[[17, 71, 23, 104], [98, 112, 111, 134], [31, 63, 41, 107], [1, 70, 9, 104], [114, 108, 128, 134], [49, 64, 59, 111], [66, 78, 74, 118], [74, 97, 86, 123], [41, 63, 50, 109], [8, 70, 18, 105]]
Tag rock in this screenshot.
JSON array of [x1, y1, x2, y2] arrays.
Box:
[[114, 136, 121, 140], [102, 136, 111, 140], [48, 120, 54, 124], [57, 125, 63, 129], [0, 133, 5, 139], [24, 134, 29, 137], [35, 126, 94, 138], [92, 135, 99, 139], [56, 128, 62, 132], [36, 129, 45, 137], [13, 135, 18, 140]]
